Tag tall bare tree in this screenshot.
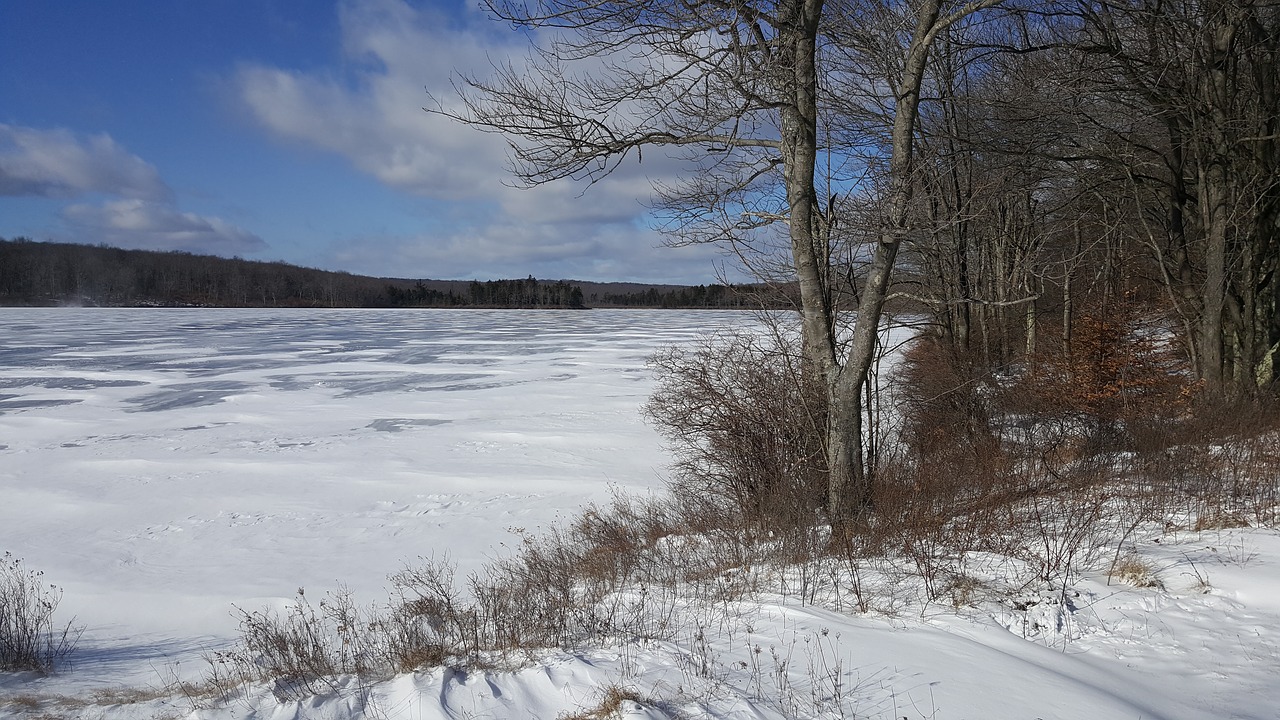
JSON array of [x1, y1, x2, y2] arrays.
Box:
[[439, 0, 1001, 519]]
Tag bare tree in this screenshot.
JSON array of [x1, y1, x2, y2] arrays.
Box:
[[437, 0, 1001, 520]]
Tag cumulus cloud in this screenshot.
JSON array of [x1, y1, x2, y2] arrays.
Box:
[[233, 0, 717, 282], [63, 199, 267, 255], [234, 0, 506, 200], [0, 123, 171, 201], [0, 123, 267, 257]]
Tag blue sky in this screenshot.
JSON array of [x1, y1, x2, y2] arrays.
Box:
[[0, 0, 727, 282]]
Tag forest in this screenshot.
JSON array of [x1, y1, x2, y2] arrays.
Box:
[[0, 237, 751, 309]]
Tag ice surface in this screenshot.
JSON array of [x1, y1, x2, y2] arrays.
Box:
[[0, 309, 714, 682]]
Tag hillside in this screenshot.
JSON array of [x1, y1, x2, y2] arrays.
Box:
[[0, 237, 761, 309]]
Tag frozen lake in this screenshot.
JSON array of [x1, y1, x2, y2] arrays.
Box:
[[0, 308, 741, 683]]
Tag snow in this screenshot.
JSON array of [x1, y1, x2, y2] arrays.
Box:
[[1, 308, 1278, 719]]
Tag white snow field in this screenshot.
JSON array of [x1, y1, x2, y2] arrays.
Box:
[[1, 308, 1278, 720]]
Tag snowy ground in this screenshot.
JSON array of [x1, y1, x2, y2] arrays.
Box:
[[1, 308, 1277, 719]]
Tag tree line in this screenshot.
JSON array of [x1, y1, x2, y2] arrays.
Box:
[[592, 283, 761, 308], [0, 237, 386, 307], [0, 238, 750, 309], [382, 277, 587, 308]]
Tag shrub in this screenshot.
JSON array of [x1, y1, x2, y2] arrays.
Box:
[[1109, 553, 1162, 589], [885, 337, 1008, 526], [224, 589, 350, 698], [1010, 299, 1195, 457], [0, 553, 80, 673], [645, 330, 828, 531], [559, 684, 647, 720]]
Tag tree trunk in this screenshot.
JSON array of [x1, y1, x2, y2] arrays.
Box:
[[826, 0, 944, 519], [782, 0, 837, 382], [1195, 7, 1237, 392]]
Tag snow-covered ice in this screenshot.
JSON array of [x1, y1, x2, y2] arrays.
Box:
[[0, 309, 709, 691], [1, 308, 1278, 719]]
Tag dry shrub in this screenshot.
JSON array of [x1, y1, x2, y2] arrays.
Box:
[[1108, 553, 1162, 589], [646, 331, 828, 531], [559, 684, 647, 720], [569, 493, 673, 586], [406, 492, 757, 658], [219, 554, 588, 696], [896, 338, 1001, 480], [1186, 396, 1280, 522], [1016, 489, 1112, 583], [645, 329, 860, 604], [1128, 393, 1280, 525], [0, 553, 80, 673], [871, 338, 1013, 582], [219, 313, 1278, 695], [468, 530, 613, 653], [882, 328, 1146, 589], [1011, 299, 1195, 457], [220, 493, 706, 694], [220, 587, 381, 699], [882, 293, 1277, 595]]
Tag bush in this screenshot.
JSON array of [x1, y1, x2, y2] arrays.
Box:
[[645, 330, 828, 530], [219, 496, 685, 695], [1128, 394, 1280, 524], [218, 485, 784, 696], [1010, 299, 1195, 457], [218, 583, 459, 700], [0, 553, 80, 673]]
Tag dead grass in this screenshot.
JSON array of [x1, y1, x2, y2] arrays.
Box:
[[558, 684, 648, 720], [1194, 509, 1253, 531], [101, 685, 192, 706], [3, 694, 43, 710], [0, 685, 192, 720], [1108, 553, 1163, 589]]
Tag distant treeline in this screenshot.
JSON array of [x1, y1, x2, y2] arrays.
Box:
[[385, 278, 585, 309], [0, 238, 758, 309], [592, 284, 747, 308]]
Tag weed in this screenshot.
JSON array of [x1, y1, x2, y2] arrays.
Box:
[[1180, 554, 1213, 593], [1194, 509, 1251, 531], [0, 553, 81, 673], [1108, 553, 1163, 589], [558, 684, 647, 720], [3, 694, 42, 710]]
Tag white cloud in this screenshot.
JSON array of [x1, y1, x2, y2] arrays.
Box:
[[0, 123, 268, 257], [234, 0, 506, 200], [63, 199, 267, 256], [236, 65, 501, 198], [233, 0, 723, 282], [0, 124, 171, 201]]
